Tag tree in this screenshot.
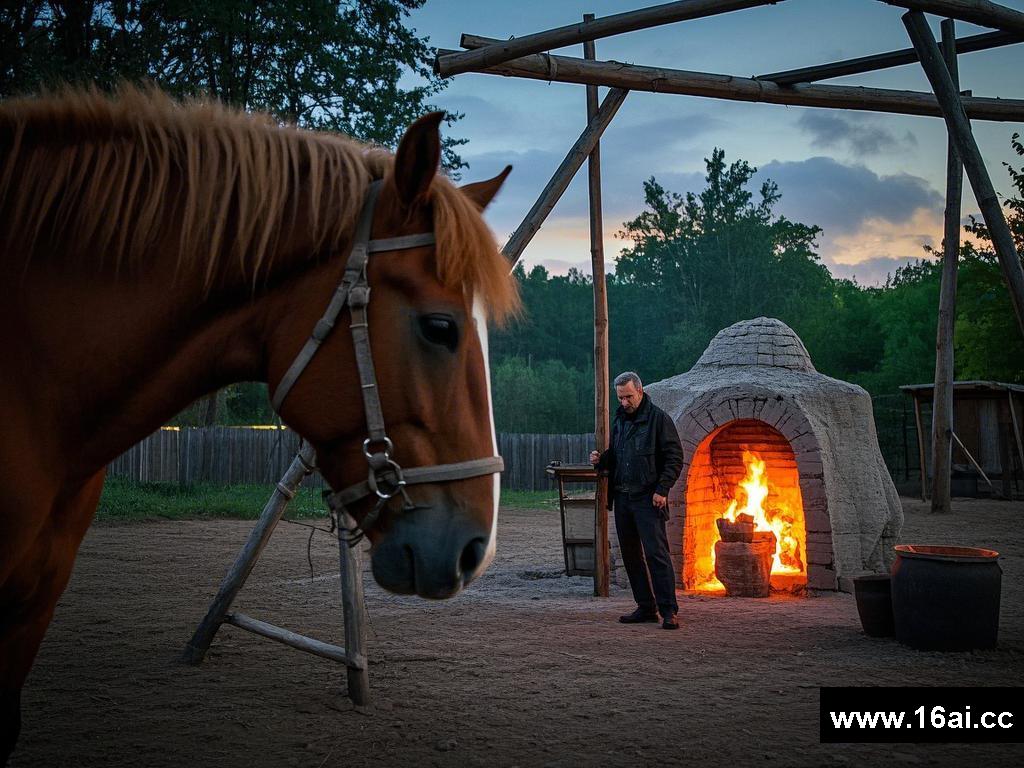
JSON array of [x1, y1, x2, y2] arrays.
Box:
[[956, 132, 1024, 382], [491, 356, 593, 433], [614, 148, 830, 379], [0, 0, 467, 171]]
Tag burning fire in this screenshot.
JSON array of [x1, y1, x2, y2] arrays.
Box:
[[701, 450, 805, 590]]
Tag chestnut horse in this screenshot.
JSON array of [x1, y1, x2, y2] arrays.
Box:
[[0, 86, 517, 762]]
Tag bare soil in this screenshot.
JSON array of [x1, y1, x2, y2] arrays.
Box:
[[11, 497, 1024, 767]]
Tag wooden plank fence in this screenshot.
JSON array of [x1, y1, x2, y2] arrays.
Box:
[[107, 427, 595, 492]]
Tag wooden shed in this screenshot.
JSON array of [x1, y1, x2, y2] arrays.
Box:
[[901, 381, 1024, 500]]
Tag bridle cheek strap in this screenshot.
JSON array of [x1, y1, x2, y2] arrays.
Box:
[[268, 180, 504, 542]]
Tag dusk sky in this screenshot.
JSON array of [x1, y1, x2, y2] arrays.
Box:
[[405, 0, 1024, 285]]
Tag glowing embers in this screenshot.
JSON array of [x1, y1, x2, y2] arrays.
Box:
[[683, 420, 807, 594]]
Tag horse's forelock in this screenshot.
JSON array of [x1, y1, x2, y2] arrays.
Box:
[[428, 176, 520, 325]]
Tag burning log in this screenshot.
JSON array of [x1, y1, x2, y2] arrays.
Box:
[[716, 514, 754, 542], [714, 533, 777, 597]]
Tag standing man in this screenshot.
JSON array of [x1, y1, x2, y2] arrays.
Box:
[[590, 372, 684, 630]]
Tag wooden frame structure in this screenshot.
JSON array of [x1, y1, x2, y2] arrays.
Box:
[[901, 381, 1024, 499], [183, 443, 371, 704], [436, 0, 1024, 525]]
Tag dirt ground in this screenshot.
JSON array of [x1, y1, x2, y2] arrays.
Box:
[[11, 496, 1024, 767]]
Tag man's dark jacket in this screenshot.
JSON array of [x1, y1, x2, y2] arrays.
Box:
[[597, 393, 684, 511]]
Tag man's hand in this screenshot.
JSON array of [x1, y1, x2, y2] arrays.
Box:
[[589, 450, 601, 466], [652, 493, 668, 509]]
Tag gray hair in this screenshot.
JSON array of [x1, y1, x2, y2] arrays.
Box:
[[613, 371, 642, 389]]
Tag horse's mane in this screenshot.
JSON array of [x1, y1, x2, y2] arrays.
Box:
[[0, 85, 517, 321]]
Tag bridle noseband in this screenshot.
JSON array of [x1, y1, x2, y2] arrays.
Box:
[[270, 180, 504, 543]]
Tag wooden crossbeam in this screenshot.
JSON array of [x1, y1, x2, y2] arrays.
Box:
[[757, 29, 1021, 85], [445, 36, 1024, 122], [224, 612, 356, 666], [434, 0, 784, 77], [880, 0, 1024, 34]]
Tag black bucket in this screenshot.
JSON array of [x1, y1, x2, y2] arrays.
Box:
[[852, 574, 894, 637], [891, 545, 1001, 651]]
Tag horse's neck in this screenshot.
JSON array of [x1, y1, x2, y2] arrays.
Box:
[[2, 245, 334, 483]]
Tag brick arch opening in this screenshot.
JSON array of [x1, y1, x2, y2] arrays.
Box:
[[682, 418, 807, 593]]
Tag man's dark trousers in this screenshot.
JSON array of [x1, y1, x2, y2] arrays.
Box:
[[614, 491, 678, 617]]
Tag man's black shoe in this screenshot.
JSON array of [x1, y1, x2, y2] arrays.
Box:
[[661, 613, 680, 630], [619, 608, 659, 624]]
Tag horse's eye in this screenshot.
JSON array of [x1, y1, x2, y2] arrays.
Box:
[[418, 314, 459, 352]]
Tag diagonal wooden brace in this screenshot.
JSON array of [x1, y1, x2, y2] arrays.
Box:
[[181, 441, 318, 664]]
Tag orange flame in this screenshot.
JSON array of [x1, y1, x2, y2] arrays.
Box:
[[703, 450, 805, 590]]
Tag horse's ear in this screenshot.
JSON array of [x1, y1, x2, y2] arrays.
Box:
[[460, 165, 512, 211], [393, 111, 444, 207]]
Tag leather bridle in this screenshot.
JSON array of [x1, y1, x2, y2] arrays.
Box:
[[270, 179, 504, 543]]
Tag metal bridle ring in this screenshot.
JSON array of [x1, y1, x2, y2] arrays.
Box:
[[369, 458, 407, 500], [363, 436, 394, 461]]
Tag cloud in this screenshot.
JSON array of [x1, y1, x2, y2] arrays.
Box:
[[819, 207, 942, 284], [459, 105, 727, 229], [474, 149, 951, 289], [755, 156, 942, 235], [750, 158, 946, 285], [797, 112, 918, 156], [603, 112, 728, 155]]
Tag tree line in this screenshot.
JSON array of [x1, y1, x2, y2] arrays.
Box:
[[488, 144, 1024, 461]]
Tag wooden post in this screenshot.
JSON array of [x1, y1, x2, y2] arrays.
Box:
[[1008, 391, 1024, 488], [445, 37, 1024, 122], [930, 18, 962, 515], [913, 395, 928, 501], [502, 87, 628, 266], [338, 511, 370, 704], [584, 13, 611, 598], [182, 442, 316, 664], [904, 10, 1024, 338]]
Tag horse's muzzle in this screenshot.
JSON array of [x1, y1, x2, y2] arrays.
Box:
[[369, 507, 492, 599]]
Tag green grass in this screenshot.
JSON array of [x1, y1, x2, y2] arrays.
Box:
[[95, 479, 558, 523], [96, 478, 327, 522], [498, 489, 560, 510]]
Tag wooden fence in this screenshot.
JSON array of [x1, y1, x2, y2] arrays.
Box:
[[107, 427, 595, 492]]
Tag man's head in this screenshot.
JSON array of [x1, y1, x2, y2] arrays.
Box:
[[614, 371, 644, 414]]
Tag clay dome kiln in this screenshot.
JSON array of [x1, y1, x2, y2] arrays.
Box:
[[639, 317, 903, 592]]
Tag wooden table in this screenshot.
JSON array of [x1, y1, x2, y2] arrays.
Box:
[[545, 463, 598, 576]]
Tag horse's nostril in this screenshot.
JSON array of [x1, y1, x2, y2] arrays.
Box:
[[459, 537, 487, 580]]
